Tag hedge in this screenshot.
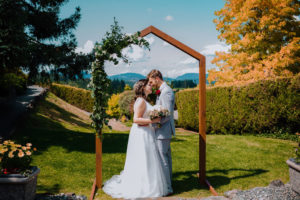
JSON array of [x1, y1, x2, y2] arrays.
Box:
[[50, 83, 94, 112], [176, 75, 300, 135]]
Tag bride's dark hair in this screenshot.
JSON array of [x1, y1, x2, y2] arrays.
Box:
[[133, 79, 148, 100]]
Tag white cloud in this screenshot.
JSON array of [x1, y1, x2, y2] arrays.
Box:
[[122, 45, 145, 61], [180, 57, 197, 65], [165, 15, 174, 21], [163, 41, 170, 47], [104, 39, 220, 78], [294, 15, 300, 21], [145, 36, 155, 45], [200, 43, 230, 56], [75, 40, 94, 54]]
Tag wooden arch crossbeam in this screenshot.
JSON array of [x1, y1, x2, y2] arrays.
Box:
[[90, 25, 217, 200]]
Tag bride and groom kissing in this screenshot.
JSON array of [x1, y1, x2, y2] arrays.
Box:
[[103, 69, 176, 199]]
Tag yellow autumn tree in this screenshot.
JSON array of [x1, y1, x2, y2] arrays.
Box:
[[106, 94, 121, 118], [124, 84, 132, 90], [208, 0, 300, 86]]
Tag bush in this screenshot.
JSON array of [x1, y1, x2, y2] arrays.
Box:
[[119, 90, 135, 118], [0, 72, 27, 96], [106, 94, 121, 118], [176, 75, 300, 135], [50, 83, 93, 112]]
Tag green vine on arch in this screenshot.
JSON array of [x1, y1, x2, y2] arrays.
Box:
[[89, 19, 150, 135]]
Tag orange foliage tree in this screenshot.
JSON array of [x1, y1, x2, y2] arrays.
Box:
[[208, 0, 300, 86]]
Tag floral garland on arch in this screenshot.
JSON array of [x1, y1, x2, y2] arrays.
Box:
[[88, 19, 149, 135]]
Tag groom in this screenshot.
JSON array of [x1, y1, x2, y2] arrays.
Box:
[[147, 69, 175, 195]]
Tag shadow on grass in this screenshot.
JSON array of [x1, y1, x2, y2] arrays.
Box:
[[12, 113, 133, 154], [207, 168, 268, 189], [35, 99, 92, 130], [172, 170, 206, 195], [102, 133, 129, 154], [172, 168, 268, 194], [12, 106, 95, 154], [36, 183, 61, 194]]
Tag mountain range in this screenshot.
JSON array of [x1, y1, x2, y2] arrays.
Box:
[[84, 72, 210, 85], [109, 73, 209, 85]]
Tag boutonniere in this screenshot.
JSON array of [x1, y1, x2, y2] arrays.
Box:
[[155, 89, 161, 96]]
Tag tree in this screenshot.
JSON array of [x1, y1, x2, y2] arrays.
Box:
[[106, 94, 121, 118], [0, 0, 86, 83], [208, 0, 300, 86], [124, 84, 132, 90], [171, 80, 197, 88]]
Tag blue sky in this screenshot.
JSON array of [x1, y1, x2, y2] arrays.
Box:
[[61, 0, 229, 78]]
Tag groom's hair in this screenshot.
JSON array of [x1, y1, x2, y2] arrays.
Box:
[[147, 69, 163, 80]]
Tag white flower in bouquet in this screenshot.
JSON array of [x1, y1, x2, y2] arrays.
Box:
[[149, 106, 170, 128]]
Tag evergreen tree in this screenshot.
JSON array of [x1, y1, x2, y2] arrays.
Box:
[[0, 0, 90, 83]]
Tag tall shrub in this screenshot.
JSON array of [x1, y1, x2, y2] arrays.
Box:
[[119, 90, 135, 118], [176, 75, 300, 135], [50, 83, 93, 112]]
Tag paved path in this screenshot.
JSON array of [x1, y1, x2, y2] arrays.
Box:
[[108, 118, 131, 131], [0, 85, 46, 140]]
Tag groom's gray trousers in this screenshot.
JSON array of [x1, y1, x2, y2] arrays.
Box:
[[156, 139, 172, 192], [155, 82, 175, 193]]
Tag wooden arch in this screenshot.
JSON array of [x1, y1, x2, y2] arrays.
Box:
[[90, 26, 215, 200]]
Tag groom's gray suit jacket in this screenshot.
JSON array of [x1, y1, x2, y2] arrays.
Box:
[[155, 82, 176, 139]]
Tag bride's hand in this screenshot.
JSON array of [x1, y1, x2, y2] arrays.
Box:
[[151, 117, 161, 123]]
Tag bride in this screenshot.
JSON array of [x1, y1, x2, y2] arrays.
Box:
[[103, 79, 169, 199]]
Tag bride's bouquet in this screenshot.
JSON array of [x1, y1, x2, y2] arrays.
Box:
[[149, 105, 170, 128]]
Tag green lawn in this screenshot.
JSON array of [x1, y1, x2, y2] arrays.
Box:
[[12, 92, 297, 199]]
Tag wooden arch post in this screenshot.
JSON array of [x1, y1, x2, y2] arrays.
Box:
[[90, 25, 216, 200]]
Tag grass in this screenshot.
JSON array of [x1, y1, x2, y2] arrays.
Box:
[[12, 92, 297, 199]]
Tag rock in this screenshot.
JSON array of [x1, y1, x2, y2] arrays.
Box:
[[35, 193, 87, 200], [224, 189, 240, 199], [231, 185, 300, 200], [200, 196, 229, 200], [269, 179, 285, 188]]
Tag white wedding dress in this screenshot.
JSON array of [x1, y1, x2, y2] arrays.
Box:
[[103, 97, 169, 199]]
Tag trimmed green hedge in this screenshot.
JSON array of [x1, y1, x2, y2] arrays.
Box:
[[176, 75, 300, 135], [50, 83, 93, 112]]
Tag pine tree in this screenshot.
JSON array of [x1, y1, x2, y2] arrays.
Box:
[[0, 0, 89, 82]]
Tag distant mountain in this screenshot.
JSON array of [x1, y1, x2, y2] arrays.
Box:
[[83, 72, 211, 86], [175, 73, 209, 84], [109, 73, 145, 81], [109, 73, 146, 86]]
